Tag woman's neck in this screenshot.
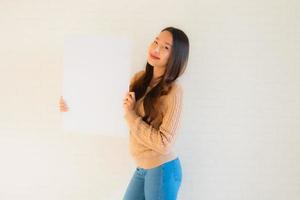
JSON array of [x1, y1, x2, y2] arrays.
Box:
[[150, 66, 165, 86], [152, 66, 165, 80]]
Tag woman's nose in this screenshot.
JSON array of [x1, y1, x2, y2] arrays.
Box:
[[154, 46, 160, 53]]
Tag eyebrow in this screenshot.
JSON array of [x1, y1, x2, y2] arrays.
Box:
[[155, 37, 173, 47]]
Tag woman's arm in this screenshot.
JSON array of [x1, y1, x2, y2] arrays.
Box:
[[124, 84, 183, 155]]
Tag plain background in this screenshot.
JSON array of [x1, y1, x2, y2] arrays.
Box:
[[0, 0, 299, 199]]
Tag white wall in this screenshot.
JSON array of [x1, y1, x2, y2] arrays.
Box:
[[0, 0, 299, 199]]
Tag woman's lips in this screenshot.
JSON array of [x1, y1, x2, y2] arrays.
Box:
[[150, 53, 160, 60]]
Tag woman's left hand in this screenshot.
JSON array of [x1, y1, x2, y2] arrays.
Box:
[[123, 91, 136, 114]]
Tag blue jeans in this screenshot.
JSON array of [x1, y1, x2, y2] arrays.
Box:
[[123, 157, 182, 200]]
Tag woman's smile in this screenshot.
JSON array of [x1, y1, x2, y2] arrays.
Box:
[[150, 53, 160, 60]]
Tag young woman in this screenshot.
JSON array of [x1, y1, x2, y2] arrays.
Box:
[[59, 26, 189, 200], [122, 27, 189, 200]]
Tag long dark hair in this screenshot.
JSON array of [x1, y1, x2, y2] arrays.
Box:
[[129, 27, 189, 125]]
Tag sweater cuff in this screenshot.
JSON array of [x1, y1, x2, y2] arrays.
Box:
[[124, 110, 140, 129]]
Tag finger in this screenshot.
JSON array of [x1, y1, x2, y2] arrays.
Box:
[[127, 93, 135, 102], [60, 103, 68, 108], [126, 97, 133, 104], [60, 108, 69, 110], [129, 92, 135, 99], [123, 102, 129, 108], [60, 107, 69, 111], [125, 94, 131, 101], [124, 96, 130, 101], [60, 104, 67, 108]]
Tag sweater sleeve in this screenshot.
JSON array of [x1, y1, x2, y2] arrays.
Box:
[[124, 84, 183, 155]]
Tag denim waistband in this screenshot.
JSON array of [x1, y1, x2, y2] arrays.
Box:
[[137, 157, 180, 171]]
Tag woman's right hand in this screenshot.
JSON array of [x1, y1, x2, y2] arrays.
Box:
[[59, 96, 69, 112]]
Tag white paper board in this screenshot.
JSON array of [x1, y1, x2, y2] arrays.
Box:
[[62, 34, 132, 136]]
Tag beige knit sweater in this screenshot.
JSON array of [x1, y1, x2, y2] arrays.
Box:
[[124, 70, 183, 169]]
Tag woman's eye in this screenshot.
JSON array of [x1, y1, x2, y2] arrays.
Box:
[[165, 46, 169, 50]]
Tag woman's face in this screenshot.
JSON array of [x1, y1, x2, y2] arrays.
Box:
[[147, 30, 173, 69]]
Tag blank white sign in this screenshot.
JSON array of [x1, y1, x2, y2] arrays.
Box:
[[62, 34, 132, 136]]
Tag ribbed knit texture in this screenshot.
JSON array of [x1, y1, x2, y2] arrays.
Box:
[[124, 70, 183, 169]]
